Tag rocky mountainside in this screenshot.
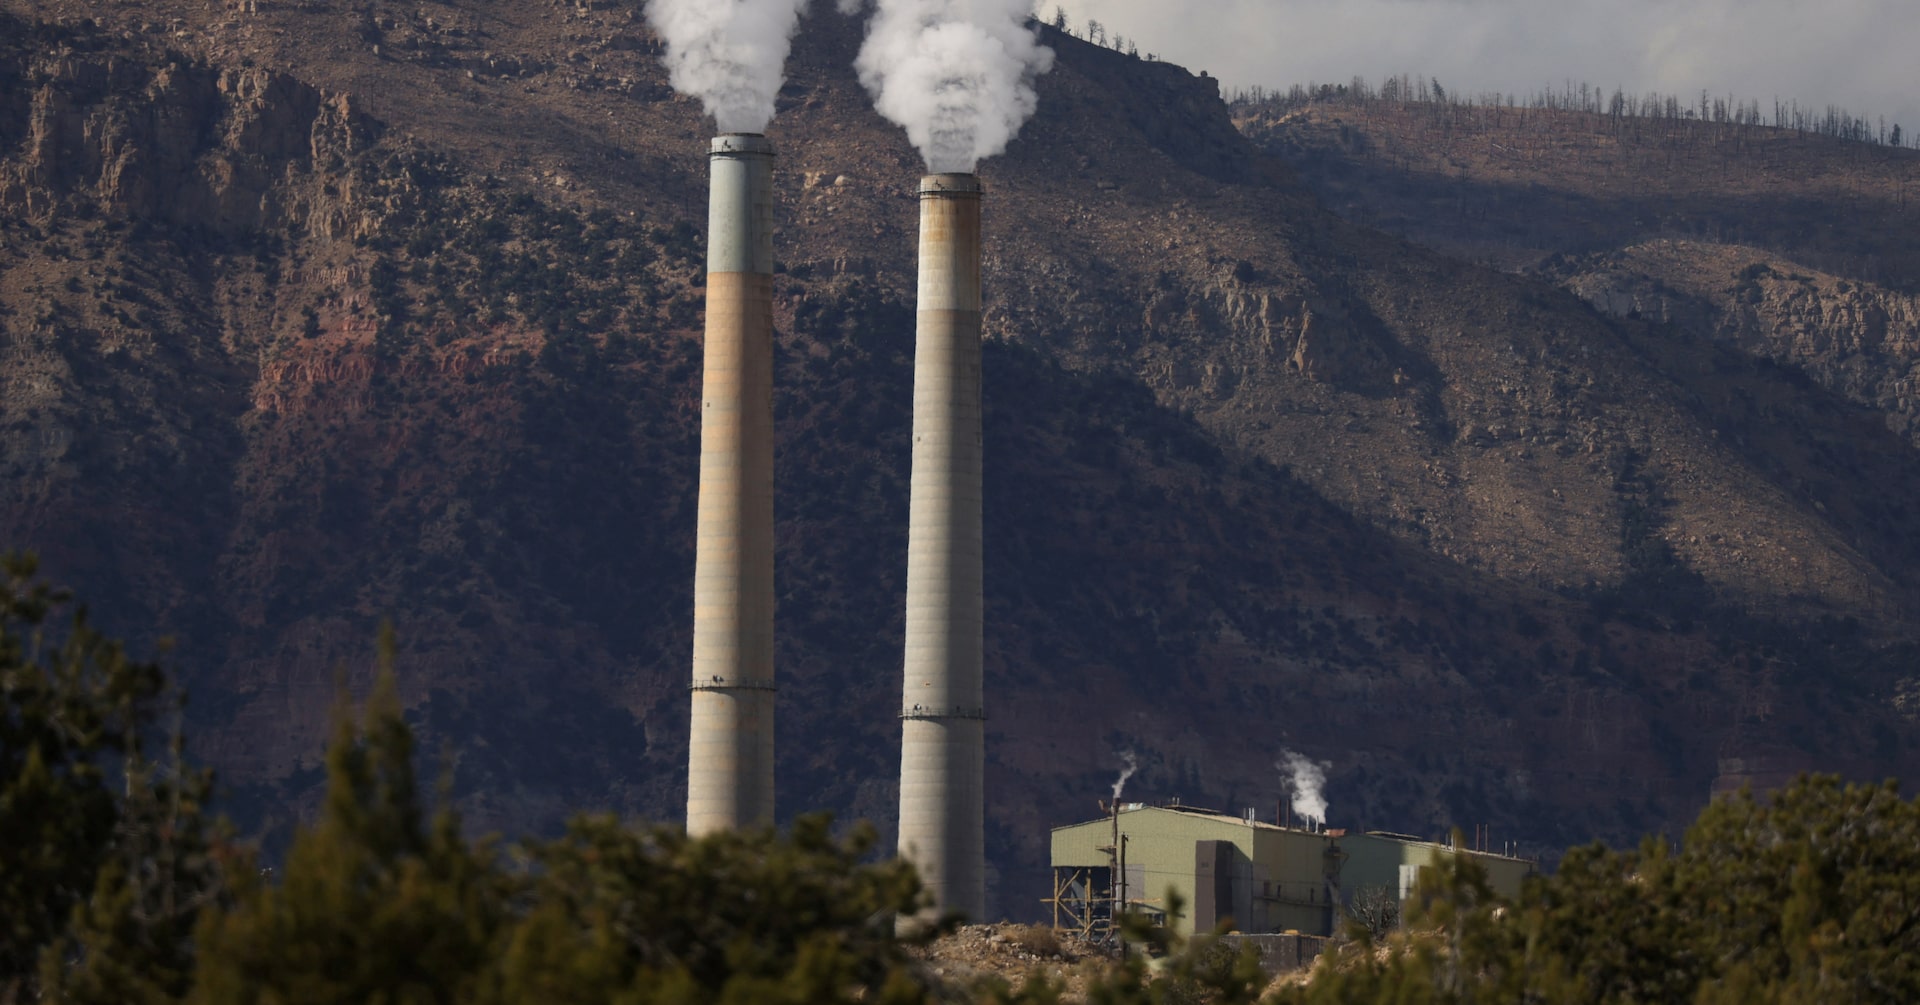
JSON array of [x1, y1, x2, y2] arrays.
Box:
[[1240, 96, 1920, 445], [4, 0, 1918, 919]]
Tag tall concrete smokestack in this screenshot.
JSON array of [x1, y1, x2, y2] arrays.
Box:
[[898, 172, 985, 921], [687, 133, 776, 835]]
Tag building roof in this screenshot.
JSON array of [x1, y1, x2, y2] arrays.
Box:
[[1051, 803, 1531, 862], [1050, 803, 1328, 836]]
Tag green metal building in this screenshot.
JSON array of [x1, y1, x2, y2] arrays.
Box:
[[1049, 804, 1535, 938]]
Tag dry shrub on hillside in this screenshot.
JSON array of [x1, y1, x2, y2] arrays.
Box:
[[1003, 924, 1063, 958]]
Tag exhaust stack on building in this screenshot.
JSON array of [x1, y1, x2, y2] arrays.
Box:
[[898, 172, 986, 920], [687, 133, 777, 835]]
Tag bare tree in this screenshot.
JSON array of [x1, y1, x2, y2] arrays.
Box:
[[1345, 885, 1401, 943]]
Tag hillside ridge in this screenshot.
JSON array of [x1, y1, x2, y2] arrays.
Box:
[[2, 1, 1917, 918]]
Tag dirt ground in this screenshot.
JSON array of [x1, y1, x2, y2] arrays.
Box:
[[914, 922, 1331, 1002], [914, 922, 1120, 1000]]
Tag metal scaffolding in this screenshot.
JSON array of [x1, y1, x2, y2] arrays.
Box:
[[1045, 865, 1111, 941]]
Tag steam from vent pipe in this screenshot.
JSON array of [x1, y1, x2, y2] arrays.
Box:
[[1110, 750, 1138, 802], [645, 0, 809, 132], [1279, 749, 1330, 828], [848, 0, 1055, 172]]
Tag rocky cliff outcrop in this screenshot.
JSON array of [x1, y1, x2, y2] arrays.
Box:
[[0, 23, 378, 239], [1553, 241, 1920, 444]]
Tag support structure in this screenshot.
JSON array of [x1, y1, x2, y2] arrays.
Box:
[[898, 173, 985, 921], [1046, 866, 1111, 940], [687, 133, 776, 835]]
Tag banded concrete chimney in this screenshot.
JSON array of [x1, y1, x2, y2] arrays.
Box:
[[687, 133, 776, 835], [898, 172, 985, 920]]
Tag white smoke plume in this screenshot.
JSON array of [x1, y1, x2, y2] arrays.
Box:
[[1279, 750, 1330, 828], [1110, 750, 1138, 801], [645, 0, 809, 133], [852, 0, 1055, 172]]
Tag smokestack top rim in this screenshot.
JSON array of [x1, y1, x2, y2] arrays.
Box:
[[711, 133, 775, 157], [919, 172, 982, 197]]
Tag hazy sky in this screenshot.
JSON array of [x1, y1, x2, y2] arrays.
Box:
[[1039, 0, 1919, 134]]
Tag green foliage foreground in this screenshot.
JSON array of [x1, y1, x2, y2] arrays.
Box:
[[1274, 773, 1920, 1005], [188, 662, 934, 1005], [6, 554, 1920, 1004]]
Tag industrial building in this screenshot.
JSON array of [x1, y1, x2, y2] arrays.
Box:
[[1049, 804, 1536, 938]]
